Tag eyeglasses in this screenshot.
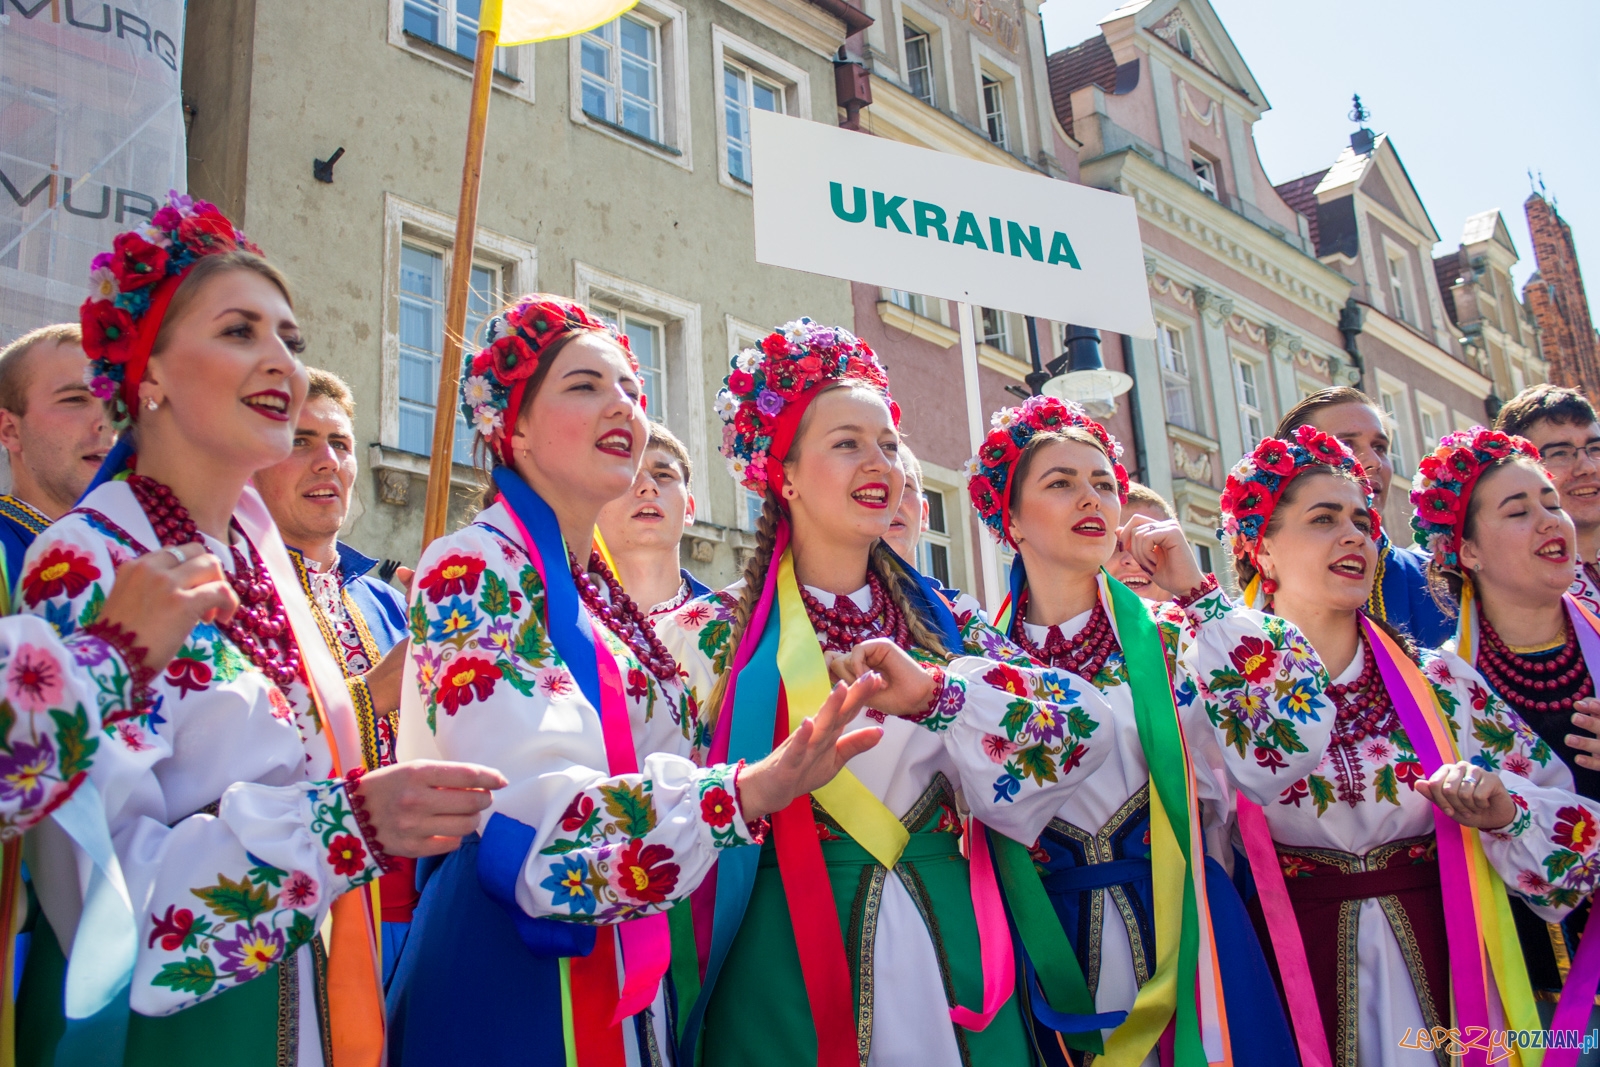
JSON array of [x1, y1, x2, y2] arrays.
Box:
[[1539, 443, 1600, 469]]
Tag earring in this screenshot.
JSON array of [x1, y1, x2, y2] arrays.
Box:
[[145, 398, 158, 412], [1261, 576, 1278, 596]]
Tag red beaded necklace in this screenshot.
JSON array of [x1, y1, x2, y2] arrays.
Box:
[[570, 550, 680, 682], [1010, 588, 1119, 680], [126, 474, 302, 691], [799, 572, 910, 653], [1476, 614, 1594, 717], [1328, 631, 1397, 744]]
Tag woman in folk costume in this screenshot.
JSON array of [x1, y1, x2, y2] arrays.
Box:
[[961, 395, 1303, 1067], [1214, 426, 1592, 1067], [16, 194, 505, 1067], [658, 321, 1122, 1067], [1413, 427, 1600, 1058], [385, 298, 880, 1066]]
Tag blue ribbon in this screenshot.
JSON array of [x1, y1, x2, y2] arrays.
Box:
[[50, 781, 134, 1067], [675, 614, 782, 1064], [1023, 954, 1128, 1035], [492, 467, 604, 712]]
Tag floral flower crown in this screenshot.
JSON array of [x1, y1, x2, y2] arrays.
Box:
[[1410, 426, 1540, 568], [1220, 425, 1376, 563], [715, 317, 895, 494], [963, 395, 1128, 547], [81, 191, 261, 428], [460, 295, 635, 463]]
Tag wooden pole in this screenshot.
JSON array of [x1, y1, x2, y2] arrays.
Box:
[[421, 26, 498, 548]]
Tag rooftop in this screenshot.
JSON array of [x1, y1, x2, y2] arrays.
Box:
[[1046, 34, 1118, 140]]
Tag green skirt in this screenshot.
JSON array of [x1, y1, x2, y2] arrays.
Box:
[[701, 780, 1032, 1066], [17, 920, 324, 1067]]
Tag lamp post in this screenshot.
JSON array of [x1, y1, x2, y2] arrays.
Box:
[[1040, 325, 1134, 416]]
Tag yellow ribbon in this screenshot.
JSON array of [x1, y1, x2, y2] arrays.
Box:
[[775, 550, 909, 868]]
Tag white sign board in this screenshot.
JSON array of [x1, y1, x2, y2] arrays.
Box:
[[751, 109, 1155, 339], [0, 0, 188, 343]]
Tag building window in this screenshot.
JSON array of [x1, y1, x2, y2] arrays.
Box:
[[1233, 357, 1264, 449], [403, 0, 508, 66], [981, 75, 1008, 149], [904, 23, 936, 106], [1386, 250, 1411, 324], [1416, 396, 1447, 453], [591, 303, 665, 418], [1158, 323, 1198, 432], [1511, 361, 1526, 394], [980, 308, 1011, 354], [1195, 543, 1212, 575], [1378, 385, 1408, 474], [581, 13, 661, 142], [888, 289, 928, 318], [918, 488, 952, 587], [723, 62, 783, 184], [398, 242, 498, 464], [1191, 153, 1217, 199]]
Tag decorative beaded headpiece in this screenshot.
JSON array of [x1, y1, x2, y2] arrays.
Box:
[[1220, 425, 1377, 566], [715, 317, 896, 496], [80, 191, 262, 428], [460, 295, 635, 464], [962, 395, 1128, 548], [1410, 426, 1540, 569]]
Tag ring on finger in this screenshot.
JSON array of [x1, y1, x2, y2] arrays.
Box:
[[165, 545, 188, 565]]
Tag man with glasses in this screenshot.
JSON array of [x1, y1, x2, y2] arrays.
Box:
[[1496, 384, 1600, 590]]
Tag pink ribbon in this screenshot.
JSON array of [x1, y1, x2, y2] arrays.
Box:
[[1544, 596, 1600, 1065], [948, 819, 1015, 1031], [500, 501, 672, 1026], [1235, 797, 1332, 1067]]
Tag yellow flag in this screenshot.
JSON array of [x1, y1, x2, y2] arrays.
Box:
[[479, 0, 640, 45]]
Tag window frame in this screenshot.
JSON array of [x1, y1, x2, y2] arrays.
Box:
[[981, 74, 1008, 149], [395, 241, 501, 465], [1414, 392, 1447, 454], [710, 25, 811, 195], [572, 261, 706, 487], [979, 306, 1013, 355], [1375, 372, 1412, 477], [1383, 239, 1415, 325], [569, 0, 692, 170], [377, 194, 538, 481], [1232, 353, 1265, 450], [902, 21, 937, 106], [1191, 151, 1218, 199], [1157, 321, 1200, 433], [387, 0, 534, 102], [969, 39, 1027, 160], [918, 485, 953, 588]]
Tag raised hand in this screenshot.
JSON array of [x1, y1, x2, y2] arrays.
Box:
[[735, 673, 887, 821], [352, 759, 509, 857], [1117, 516, 1206, 599], [829, 637, 937, 718], [100, 544, 241, 672], [1413, 761, 1516, 831]]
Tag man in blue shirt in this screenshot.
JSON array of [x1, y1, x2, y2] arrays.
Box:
[[1275, 387, 1453, 648], [0, 324, 114, 589], [254, 367, 414, 980]]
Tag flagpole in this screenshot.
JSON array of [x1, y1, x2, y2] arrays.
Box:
[[422, 25, 498, 548]]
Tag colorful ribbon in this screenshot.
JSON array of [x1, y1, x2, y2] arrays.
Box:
[[947, 818, 1015, 1030], [1246, 616, 1543, 1067], [997, 560, 1228, 1067], [494, 469, 672, 1040], [1543, 595, 1600, 1067]]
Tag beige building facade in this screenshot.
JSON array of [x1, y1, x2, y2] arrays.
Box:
[[182, 0, 864, 584]]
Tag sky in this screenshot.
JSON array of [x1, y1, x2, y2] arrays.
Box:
[[1037, 0, 1599, 302]]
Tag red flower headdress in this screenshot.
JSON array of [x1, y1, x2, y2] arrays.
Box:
[[80, 191, 263, 428], [715, 318, 896, 497], [963, 395, 1128, 548], [461, 295, 635, 464], [1409, 426, 1540, 569], [1220, 425, 1377, 573]]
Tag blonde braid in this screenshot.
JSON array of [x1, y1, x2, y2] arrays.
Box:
[[704, 490, 783, 729], [869, 541, 952, 658]]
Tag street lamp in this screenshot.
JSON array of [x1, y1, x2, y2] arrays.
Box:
[[1040, 325, 1133, 417]]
